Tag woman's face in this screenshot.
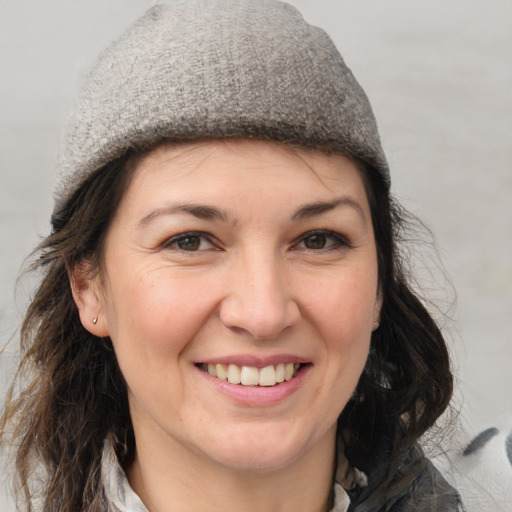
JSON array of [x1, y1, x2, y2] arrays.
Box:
[[81, 139, 381, 473]]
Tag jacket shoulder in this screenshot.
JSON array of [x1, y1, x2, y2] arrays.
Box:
[[387, 460, 465, 512]]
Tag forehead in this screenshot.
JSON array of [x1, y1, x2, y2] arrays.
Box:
[[125, 139, 369, 203]]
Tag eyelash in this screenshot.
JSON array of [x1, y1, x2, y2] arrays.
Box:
[[161, 231, 216, 252], [160, 229, 350, 253], [294, 230, 351, 251]]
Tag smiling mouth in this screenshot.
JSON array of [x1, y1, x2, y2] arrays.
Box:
[[198, 363, 305, 387]]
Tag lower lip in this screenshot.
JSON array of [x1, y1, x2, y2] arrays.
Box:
[[196, 364, 311, 406]]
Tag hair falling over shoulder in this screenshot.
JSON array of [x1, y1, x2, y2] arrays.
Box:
[[338, 166, 455, 506], [0, 154, 138, 512], [1, 152, 455, 512]]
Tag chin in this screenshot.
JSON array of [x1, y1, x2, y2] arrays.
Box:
[[212, 445, 300, 473], [201, 424, 325, 473]]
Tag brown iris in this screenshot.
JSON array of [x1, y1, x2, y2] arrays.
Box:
[[303, 233, 327, 249], [177, 235, 202, 251]]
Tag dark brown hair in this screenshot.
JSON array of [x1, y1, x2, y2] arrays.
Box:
[[1, 153, 138, 512], [339, 164, 454, 507], [1, 144, 453, 512]]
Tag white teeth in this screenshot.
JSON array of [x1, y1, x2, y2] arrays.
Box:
[[275, 363, 285, 383], [227, 364, 241, 384], [259, 365, 276, 386], [205, 362, 302, 386], [216, 364, 228, 381], [284, 362, 294, 381], [241, 366, 259, 385], [207, 364, 217, 377]]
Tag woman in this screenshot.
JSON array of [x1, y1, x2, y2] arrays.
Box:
[[1, 1, 463, 511]]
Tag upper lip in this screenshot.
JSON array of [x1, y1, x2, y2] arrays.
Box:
[[198, 354, 310, 367]]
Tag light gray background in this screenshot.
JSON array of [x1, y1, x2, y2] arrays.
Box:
[[1, 0, 511, 510]]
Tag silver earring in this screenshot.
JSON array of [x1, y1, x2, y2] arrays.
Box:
[[92, 317, 98, 325]]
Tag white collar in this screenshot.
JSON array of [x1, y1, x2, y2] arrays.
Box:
[[101, 439, 350, 512]]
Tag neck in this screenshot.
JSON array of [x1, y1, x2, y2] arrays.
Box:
[[126, 427, 337, 512]]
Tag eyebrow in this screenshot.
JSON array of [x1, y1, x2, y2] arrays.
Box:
[[292, 197, 366, 221], [138, 197, 365, 228], [138, 204, 230, 227]]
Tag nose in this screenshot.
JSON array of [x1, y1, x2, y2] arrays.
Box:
[[219, 254, 301, 340]]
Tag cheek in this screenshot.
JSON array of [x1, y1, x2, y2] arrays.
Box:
[[104, 267, 219, 367], [295, 267, 377, 432], [302, 264, 377, 405], [305, 267, 378, 347], [103, 268, 223, 423]]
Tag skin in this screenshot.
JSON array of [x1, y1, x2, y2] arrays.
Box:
[[73, 139, 381, 512]]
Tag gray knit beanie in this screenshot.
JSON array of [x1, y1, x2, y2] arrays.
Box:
[[54, 0, 389, 213]]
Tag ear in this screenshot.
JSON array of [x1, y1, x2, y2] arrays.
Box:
[[70, 261, 109, 337], [372, 291, 383, 331]]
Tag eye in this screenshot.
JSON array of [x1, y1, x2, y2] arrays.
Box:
[[163, 232, 215, 252], [295, 230, 349, 250]]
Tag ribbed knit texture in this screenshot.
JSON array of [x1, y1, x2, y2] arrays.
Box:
[[54, 0, 389, 212]]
